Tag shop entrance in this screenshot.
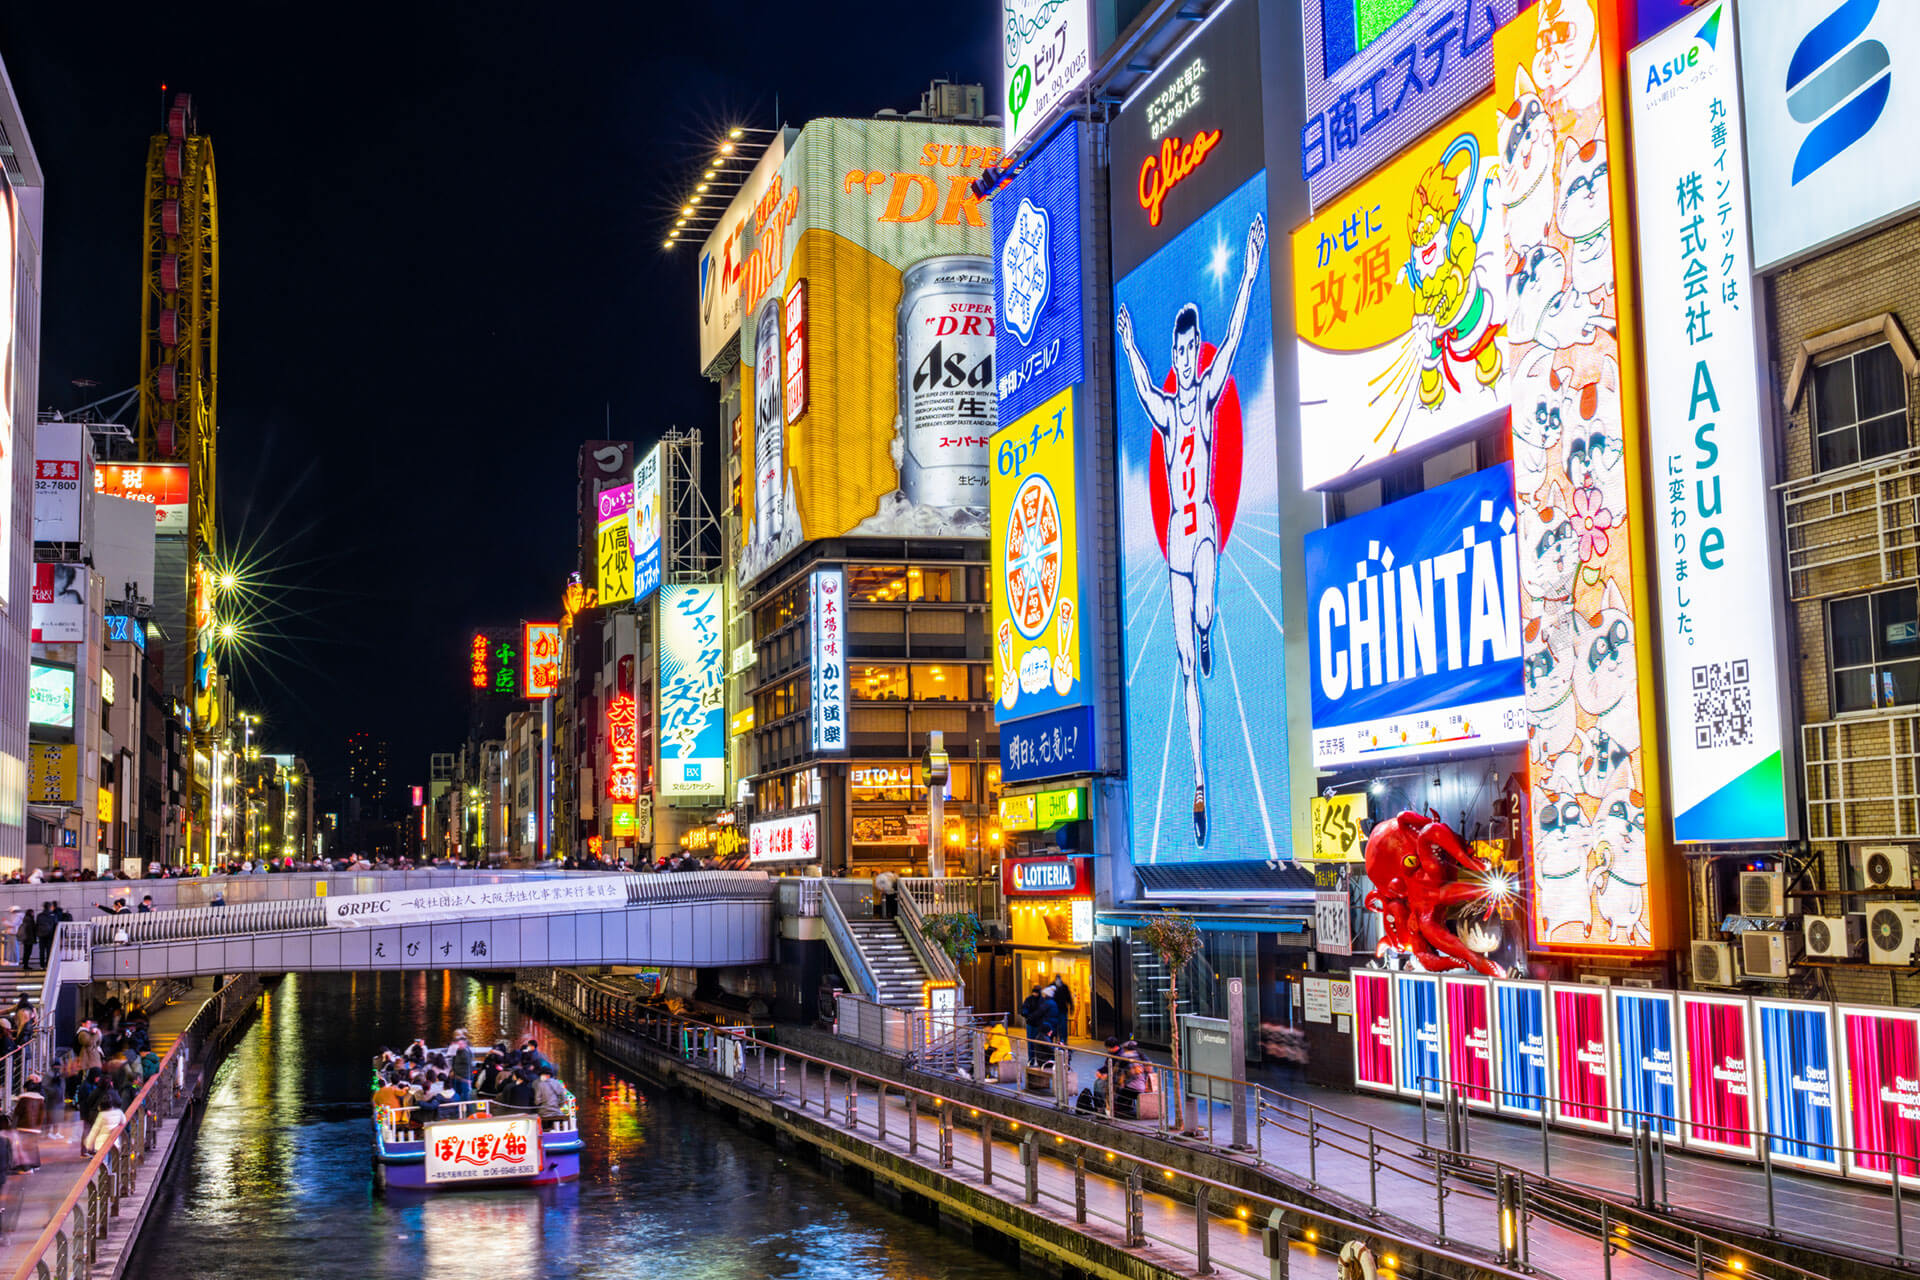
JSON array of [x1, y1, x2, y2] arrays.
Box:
[[1019, 951, 1091, 1041]]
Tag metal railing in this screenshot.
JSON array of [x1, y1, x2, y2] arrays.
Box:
[[899, 876, 998, 920], [819, 885, 878, 1002], [894, 883, 960, 987], [775, 877, 823, 918], [11, 975, 263, 1280], [520, 969, 1539, 1280]]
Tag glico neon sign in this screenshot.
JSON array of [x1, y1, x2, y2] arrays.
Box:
[[1137, 129, 1221, 228]]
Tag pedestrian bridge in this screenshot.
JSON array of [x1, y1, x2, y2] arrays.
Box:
[[52, 871, 775, 984]]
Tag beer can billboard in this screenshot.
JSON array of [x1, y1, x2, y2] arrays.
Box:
[[1292, 92, 1510, 491], [736, 119, 1005, 587]]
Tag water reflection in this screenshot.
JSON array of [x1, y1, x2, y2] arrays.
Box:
[[128, 973, 1016, 1280]]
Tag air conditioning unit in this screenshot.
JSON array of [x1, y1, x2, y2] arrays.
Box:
[[1691, 941, 1735, 986], [1804, 914, 1866, 960], [1867, 903, 1920, 965], [1738, 870, 1787, 917], [1740, 930, 1801, 979], [1855, 846, 1915, 890]]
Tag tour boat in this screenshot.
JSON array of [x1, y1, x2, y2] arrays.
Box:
[[374, 1087, 583, 1190]]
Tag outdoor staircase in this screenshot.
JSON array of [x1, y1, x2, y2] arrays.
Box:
[[844, 918, 937, 1008], [1127, 938, 1201, 1044]]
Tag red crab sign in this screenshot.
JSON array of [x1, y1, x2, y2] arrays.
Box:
[[1361, 810, 1506, 977]]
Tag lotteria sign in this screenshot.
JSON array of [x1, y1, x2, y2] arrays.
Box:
[[1001, 856, 1092, 895]]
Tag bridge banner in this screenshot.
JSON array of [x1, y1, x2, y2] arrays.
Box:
[[325, 878, 627, 928]]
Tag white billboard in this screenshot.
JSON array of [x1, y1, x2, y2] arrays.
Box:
[[32, 419, 87, 544], [1633, 3, 1793, 842], [1741, 0, 1920, 269], [423, 1115, 543, 1185], [749, 811, 818, 864], [1002, 0, 1092, 156], [29, 563, 86, 643], [631, 445, 662, 603], [697, 134, 791, 371]]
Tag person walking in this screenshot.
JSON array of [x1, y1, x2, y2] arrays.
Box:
[[32, 903, 57, 970], [12, 1074, 45, 1170], [7, 906, 26, 968], [873, 867, 901, 919], [82, 1082, 125, 1156], [1046, 977, 1075, 1041]]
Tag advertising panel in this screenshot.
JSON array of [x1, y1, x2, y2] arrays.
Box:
[[1630, 4, 1791, 842], [1551, 984, 1613, 1131], [1444, 975, 1495, 1106], [1292, 94, 1510, 489], [991, 386, 1090, 728], [1756, 997, 1840, 1172], [630, 446, 662, 603], [522, 623, 559, 700], [28, 664, 74, 729], [471, 628, 521, 697], [1001, 0, 1091, 156], [1612, 988, 1680, 1137], [1394, 971, 1444, 1098], [1740, 0, 1920, 269], [0, 170, 13, 608], [33, 419, 86, 544], [1309, 793, 1368, 862], [1305, 463, 1525, 765], [595, 483, 635, 605], [1002, 704, 1094, 784], [1680, 992, 1757, 1157], [659, 585, 724, 798], [1839, 1005, 1920, 1182], [749, 812, 818, 864], [106, 615, 146, 651], [30, 564, 87, 644], [1112, 0, 1289, 869], [94, 462, 189, 531], [1353, 970, 1397, 1092], [27, 743, 76, 806], [698, 133, 791, 371], [1001, 855, 1092, 895], [736, 119, 1004, 587], [605, 693, 639, 804], [1495, 979, 1549, 1116], [423, 1115, 543, 1185], [993, 122, 1086, 423], [1497, 0, 1665, 952], [809, 569, 847, 752], [328, 878, 628, 927], [1300, 0, 1516, 206]]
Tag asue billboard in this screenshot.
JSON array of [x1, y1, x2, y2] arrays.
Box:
[[1305, 463, 1525, 768]]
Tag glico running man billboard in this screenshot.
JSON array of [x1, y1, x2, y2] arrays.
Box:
[[1112, 0, 1290, 864], [659, 584, 725, 799], [735, 119, 1004, 586], [1496, 0, 1668, 951], [1305, 463, 1525, 767]]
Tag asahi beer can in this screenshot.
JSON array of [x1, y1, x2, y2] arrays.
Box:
[[751, 295, 786, 546], [898, 255, 995, 511]]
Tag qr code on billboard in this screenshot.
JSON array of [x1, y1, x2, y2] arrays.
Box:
[[1692, 660, 1753, 750]]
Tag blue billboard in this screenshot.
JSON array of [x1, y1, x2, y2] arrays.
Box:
[[1304, 462, 1525, 769], [1003, 705, 1095, 786], [1114, 169, 1290, 865], [1613, 990, 1680, 1137], [1495, 981, 1548, 1116], [1757, 1000, 1840, 1172], [992, 121, 1085, 425], [1395, 973, 1443, 1098]]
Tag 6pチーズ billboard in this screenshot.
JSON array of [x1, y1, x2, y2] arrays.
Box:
[[993, 121, 1087, 424], [1292, 92, 1509, 490], [659, 585, 724, 798], [992, 385, 1090, 728], [1114, 169, 1291, 865], [737, 119, 1005, 587], [1305, 462, 1525, 767]]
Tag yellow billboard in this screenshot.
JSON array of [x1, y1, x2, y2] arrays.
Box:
[[737, 119, 1004, 585], [990, 385, 1088, 722], [595, 483, 635, 605], [28, 743, 75, 806], [1292, 92, 1508, 490], [1309, 794, 1368, 863]]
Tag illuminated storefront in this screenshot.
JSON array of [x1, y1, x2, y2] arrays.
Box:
[[1003, 855, 1095, 1041]]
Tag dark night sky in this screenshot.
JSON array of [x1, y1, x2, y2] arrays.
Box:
[[0, 3, 996, 802]]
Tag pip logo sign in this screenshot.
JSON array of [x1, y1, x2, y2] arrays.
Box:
[[1787, 0, 1891, 184]]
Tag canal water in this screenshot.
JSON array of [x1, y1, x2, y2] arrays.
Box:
[[128, 972, 1020, 1280]]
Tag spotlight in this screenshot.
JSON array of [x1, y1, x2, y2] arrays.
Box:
[[703, 170, 715, 179], [682, 204, 693, 214], [728, 127, 744, 139], [696, 183, 708, 192], [719, 141, 734, 154], [219, 571, 238, 591]]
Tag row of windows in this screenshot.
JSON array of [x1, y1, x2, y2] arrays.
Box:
[[754, 664, 991, 726]]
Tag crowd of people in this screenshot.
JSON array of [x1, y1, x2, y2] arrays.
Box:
[[1018, 978, 1077, 1063], [370, 1031, 572, 1134]]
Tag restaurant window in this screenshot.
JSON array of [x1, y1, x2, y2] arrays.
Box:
[[911, 664, 963, 701], [1814, 343, 1908, 472], [1829, 587, 1920, 713], [848, 565, 909, 602], [853, 664, 908, 701], [909, 567, 954, 602]]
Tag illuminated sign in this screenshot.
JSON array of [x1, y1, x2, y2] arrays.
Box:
[[606, 693, 639, 802], [1001, 0, 1091, 155], [0, 173, 14, 608], [1291, 92, 1509, 490], [106, 615, 146, 651], [1003, 856, 1092, 897], [596, 483, 635, 605], [1305, 464, 1526, 765], [423, 1115, 543, 1185], [30, 563, 87, 644], [631, 447, 662, 604], [809, 569, 847, 752], [783, 280, 808, 424], [1309, 794, 1369, 863], [1630, 5, 1792, 843], [660, 585, 724, 798], [1300, 0, 1514, 206], [93, 462, 189, 532], [998, 786, 1084, 833], [522, 623, 559, 699], [729, 707, 755, 737], [28, 743, 76, 805], [1497, 0, 1665, 951], [470, 633, 489, 689], [472, 627, 521, 696], [32, 420, 86, 546], [993, 121, 1087, 421], [410, 785, 424, 808], [611, 802, 638, 839], [749, 811, 818, 863], [697, 133, 792, 371], [1137, 129, 1221, 228], [29, 664, 74, 729], [991, 385, 1089, 729], [100, 669, 115, 707]]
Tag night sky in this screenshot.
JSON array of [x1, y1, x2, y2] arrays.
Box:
[[0, 3, 996, 803]]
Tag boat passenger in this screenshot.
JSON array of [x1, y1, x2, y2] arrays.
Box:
[[534, 1065, 568, 1120]]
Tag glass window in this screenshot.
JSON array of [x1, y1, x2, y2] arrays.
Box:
[[909, 567, 954, 602], [852, 664, 907, 701], [910, 664, 963, 701], [1830, 588, 1920, 713], [848, 565, 909, 602], [1814, 344, 1908, 472]]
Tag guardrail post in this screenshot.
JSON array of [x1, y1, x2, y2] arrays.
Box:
[[972, 1030, 986, 1084], [1896, 1158, 1907, 1262], [1540, 1101, 1552, 1178], [1601, 1202, 1613, 1280], [1126, 1167, 1144, 1248], [981, 1115, 993, 1185], [846, 1076, 860, 1130], [1760, 1128, 1777, 1237], [1433, 1150, 1447, 1244], [1516, 1169, 1531, 1272], [799, 1060, 809, 1111], [939, 1105, 954, 1169], [1194, 1183, 1212, 1274], [1307, 1110, 1318, 1188], [908, 1094, 919, 1155], [1262, 1207, 1289, 1280], [876, 1084, 888, 1140], [1367, 1129, 1379, 1215], [1054, 1054, 1071, 1110], [1021, 1131, 1038, 1204], [1074, 1154, 1087, 1223]]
